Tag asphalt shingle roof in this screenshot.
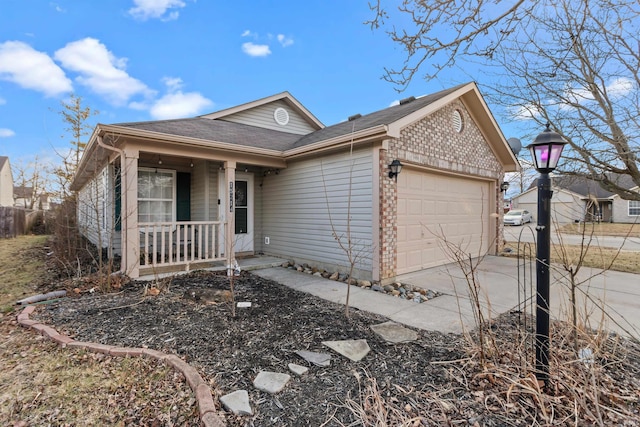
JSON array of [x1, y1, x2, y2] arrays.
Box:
[[530, 174, 637, 198], [114, 118, 301, 151], [113, 84, 469, 152]]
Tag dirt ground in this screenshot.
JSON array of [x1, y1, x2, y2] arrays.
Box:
[[33, 270, 640, 426]]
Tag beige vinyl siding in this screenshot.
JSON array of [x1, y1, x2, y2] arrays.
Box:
[[254, 171, 264, 253], [262, 147, 374, 278], [0, 161, 13, 207], [190, 161, 206, 221], [612, 194, 640, 223], [208, 162, 219, 221], [220, 100, 315, 135], [77, 164, 114, 251]]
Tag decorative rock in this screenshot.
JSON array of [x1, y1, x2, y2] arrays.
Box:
[[295, 350, 331, 367], [322, 339, 370, 362], [383, 284, 394, 293], [371, 284, 384, 292], [413, 296, 422, 303], [329, 272, 339, 281], [358, 280, 372, 288], [313, 272, 322, 277], [338, 273, 349, 282], [370, 321, 419, 344], [220, 390, 253, 416], [427, 290, 437, 299], [391, 290, 400, 297], [288, 363, 309, 376], [253, 371, 291, 394]]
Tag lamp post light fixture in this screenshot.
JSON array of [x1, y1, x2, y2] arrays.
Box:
[[388, 159, 403, 181], [500, 181, 510, 192], [527, 123, 567, 386]]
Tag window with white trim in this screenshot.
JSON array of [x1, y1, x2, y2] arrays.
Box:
[[138, 168, 175, 223], [629, 200, 640, 216]]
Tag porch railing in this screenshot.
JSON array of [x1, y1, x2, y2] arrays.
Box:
[[138, 221, 225, 268]]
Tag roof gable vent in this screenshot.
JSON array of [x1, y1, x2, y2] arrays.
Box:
[[274, 107, 290, 126], [399, 96, 416, 105], [348, 113, 362, 121]]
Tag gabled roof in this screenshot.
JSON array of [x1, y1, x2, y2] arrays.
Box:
[[14, 186, 33, 198], [200, 91, 324, 130], [528, 174, 636, 199], [75, 82, 517, 189], [112, 117, 301, 151], [292, 85, 465, 148]]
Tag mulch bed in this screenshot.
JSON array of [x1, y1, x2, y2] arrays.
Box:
[[33, 270, 640, 426]]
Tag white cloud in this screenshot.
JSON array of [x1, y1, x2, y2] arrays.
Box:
[[162, 76, 184, 92], [277, 34, 294, 47], [241, 30, 255, 38], [0, 41, 72, 97], [148, 77, 213, 119], [150, 92, 213, 119], [54, 38, 152, 105], [511, 103, 542, 120], [129, 0, 186, 21], [242, 42, 271, 57], [0, 128, 15, 137], [607, 77, 633, 98], [0, 97, 5, 105], [50, 2, 65, 12]]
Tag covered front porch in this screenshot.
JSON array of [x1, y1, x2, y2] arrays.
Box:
[[103, 135, 285, 278]]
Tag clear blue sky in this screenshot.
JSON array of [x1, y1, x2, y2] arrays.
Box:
[[0, 0, 521, 167]]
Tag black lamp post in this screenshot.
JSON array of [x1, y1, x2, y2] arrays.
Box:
[[527, 123, 567, 385]]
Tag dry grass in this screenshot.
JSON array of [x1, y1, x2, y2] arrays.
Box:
[[0, 235, 48, 313], [0, 235, 199, 426], [503, 242, 640, 274], [334, 317, 640, 426], [559, 222, 640, 238]]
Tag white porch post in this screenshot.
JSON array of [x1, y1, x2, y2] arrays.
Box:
[[224, 161, 236, 267], [122, 149, 140, 278]]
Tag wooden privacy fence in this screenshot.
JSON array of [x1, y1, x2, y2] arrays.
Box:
[[0, 206, 26, 238]]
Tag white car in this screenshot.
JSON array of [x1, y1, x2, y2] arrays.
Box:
[[503, 209, 533, 226]]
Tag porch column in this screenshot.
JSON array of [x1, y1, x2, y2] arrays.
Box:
[[122, 149, 140, 278], [224, 161, 236, 267]]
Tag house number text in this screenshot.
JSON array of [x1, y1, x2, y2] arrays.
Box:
[[229, 181, 234, 212]]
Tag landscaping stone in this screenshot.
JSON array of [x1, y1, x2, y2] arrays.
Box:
[[371, 284, 384, 292], [322, 339, 370, 362], [288, 363, 309, 376], [295, 350, 331, 367], [220, 390, 253, 416], [329, 272, 339, 280], [253, 371, 291, 394], [370, 321, 419, 344]]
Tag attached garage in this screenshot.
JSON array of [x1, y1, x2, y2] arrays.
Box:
[[396, 168, 494, 275]]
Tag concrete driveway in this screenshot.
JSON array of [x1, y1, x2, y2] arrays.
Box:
[[504, 224, 640, 251], [396, 255, 640, 338]]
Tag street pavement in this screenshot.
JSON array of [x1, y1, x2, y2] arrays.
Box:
[[503, 224, 640, 251]]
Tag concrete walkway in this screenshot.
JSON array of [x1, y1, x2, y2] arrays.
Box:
[[252, 256, 640, 338]]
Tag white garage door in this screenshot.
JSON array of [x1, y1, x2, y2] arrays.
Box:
[[397, 169, 493, 274]]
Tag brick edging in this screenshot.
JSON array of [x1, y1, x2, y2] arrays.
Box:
[[17, 305, 226, 427]]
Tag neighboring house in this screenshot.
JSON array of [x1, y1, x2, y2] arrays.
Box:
[[0, 156, 14, 207], [13, 186, 51, 210], [71, 82, 518, 280], [511, 174, 639, 224]]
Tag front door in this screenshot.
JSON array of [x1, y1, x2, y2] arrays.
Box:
[[219, 172, 254, 254]]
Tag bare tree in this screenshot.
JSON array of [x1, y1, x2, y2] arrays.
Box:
[[368, 0, 640, 199], [13, 156, 48, 209], [52, 94, 98, 200]]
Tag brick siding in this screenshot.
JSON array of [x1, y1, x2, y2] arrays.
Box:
[[379, 100, 506, 280]]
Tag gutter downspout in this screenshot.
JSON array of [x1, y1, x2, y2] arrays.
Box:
[[96, 134, 128, 276]]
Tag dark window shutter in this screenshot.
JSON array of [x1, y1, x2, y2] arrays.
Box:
[[176, 172, 191, 221]]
